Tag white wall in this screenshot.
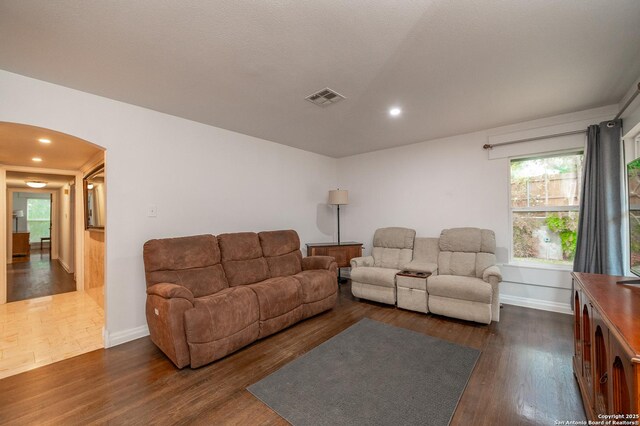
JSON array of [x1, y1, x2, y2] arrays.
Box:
[[337, 104, 620, 314], [0, 70, 337, 345]]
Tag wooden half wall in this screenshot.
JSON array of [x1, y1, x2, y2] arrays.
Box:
[[84, 229, 104, 308]]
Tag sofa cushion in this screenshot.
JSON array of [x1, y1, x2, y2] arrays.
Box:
[[184, 286, 259, 343], [293, 270, 337, 303], [259, 229, 300, 256], [372, 247, 413, 269], [222, 258, 270, 287], [218, 232, 270, 286], [412, 237, 440, 263], [427, 275, 492, 304], [373, 227, 416, 249], [439, 228, 496, 254], [248, 276, 303, 320], [265, 251, 303, 277], [350, 267, 399, 288], [371, 227, 415, 269], [259, 230, 303, 277], [143, 234, 228, 298], [438, 252, 477, 277], [219, 232, 263, 259]]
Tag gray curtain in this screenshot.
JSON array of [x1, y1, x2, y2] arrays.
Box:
[[573, 120, 624, 275]]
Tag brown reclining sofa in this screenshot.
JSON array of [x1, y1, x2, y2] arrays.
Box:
[[143, 229, 338, 368]]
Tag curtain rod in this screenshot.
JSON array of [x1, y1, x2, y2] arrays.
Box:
[[482, 129, 586, 150], [483, 81, 640, 150]]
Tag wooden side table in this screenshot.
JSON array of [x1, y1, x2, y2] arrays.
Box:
[[305, 241, 363, 283], [12, 232, 30, 262]]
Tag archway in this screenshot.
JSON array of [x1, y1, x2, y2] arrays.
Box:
[[0, 121, 106, 378]]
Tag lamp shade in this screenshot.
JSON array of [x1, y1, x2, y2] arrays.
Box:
[[13, 210, 24, 218], [328, 189, 349, 205]]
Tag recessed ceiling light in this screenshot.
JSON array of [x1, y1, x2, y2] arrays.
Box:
[[389, 107, 402, 117], [38, 138, 51, 144], [26, 181, 47, 188], [32, 157, 42, 162]]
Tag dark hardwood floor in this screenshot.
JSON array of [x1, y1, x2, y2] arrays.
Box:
[[7, 248, 75, 302], [0, 282, 585, 425]]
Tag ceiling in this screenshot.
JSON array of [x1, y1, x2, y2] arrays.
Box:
[[0, 122, 102, 170], [6, 171, 74, 190], [0, 1, 639, 158]]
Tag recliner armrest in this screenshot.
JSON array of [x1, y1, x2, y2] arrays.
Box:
[[302, 255, 338, 272], [402, 261, 438, 274], [147, 283, 195, 304], [482, 265, 502, 283], [351, 255, 374, 269]]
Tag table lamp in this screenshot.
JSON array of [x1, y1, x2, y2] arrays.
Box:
[[13, 210, 24, 233]]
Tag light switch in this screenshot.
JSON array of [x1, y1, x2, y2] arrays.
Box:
[[147, 205, 157, 217]]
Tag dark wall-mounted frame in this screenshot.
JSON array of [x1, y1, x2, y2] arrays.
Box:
[[84, 164, 105, 230]]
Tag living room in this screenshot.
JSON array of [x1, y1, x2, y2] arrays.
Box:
[[1, 1, 640, 424]]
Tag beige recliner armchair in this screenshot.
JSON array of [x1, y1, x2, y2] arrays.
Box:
[[350, 227, 415, 305], [427, 227, 502, 324]]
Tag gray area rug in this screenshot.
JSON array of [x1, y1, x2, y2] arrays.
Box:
[[247, 318, 480, 426]]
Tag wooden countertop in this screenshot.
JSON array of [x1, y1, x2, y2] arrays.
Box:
[[305, 241, 362, 247]]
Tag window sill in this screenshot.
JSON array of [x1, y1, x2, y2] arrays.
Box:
[[500, 262, 573, 272]]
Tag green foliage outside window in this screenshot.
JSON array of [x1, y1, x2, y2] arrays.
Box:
[[27, 198, 50, 243], [545, 214, 578, 261]]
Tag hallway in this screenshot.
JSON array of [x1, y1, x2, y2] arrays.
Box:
[[7, 248, 75, 303]]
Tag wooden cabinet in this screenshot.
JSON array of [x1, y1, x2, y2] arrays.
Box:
[[12, 232, 30, 260], [572, 272, 640, 419], [582, 293, 594, 406], [592, 307, 610, 415], [574, 289, 583, 377], [305, 242, 363, 268]]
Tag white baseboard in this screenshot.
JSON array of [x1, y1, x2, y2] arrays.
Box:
[[58, 259, 72, 273], [501, 294, 572, 315], [104, 324, 149, 348]]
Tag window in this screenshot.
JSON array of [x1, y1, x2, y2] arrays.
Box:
[[27, 197, 51, 244], [510, 152, 583, 266]]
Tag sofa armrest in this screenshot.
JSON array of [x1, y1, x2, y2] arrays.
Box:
[[146, 289, 194, 368], [482, 265, 502, 322], [147, 283, 195, 304], [402, 261, 438, 274], [351, 255, 374, 269], [482, 265, 502, 284], [302, 255, 337, 271]]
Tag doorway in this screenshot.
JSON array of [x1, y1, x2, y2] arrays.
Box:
[[7, 187, 74, 302]]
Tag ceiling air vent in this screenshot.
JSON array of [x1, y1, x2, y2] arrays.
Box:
[[305, 87, 346, 107]]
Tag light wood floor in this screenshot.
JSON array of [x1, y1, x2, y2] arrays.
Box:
[[0, 291, 104, 380], [0, 282, 585, 424]]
